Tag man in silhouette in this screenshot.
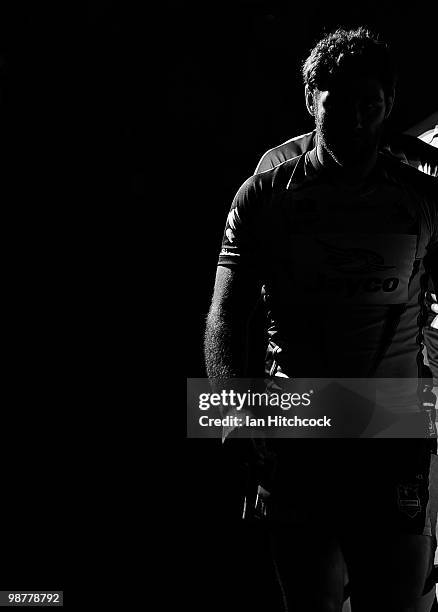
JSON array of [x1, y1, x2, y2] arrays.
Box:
[[205, 28, 437, 611]]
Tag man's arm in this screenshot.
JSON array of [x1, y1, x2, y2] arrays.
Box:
[[204, 265, 262, 447], [204, 266, 261, 378], [205, 171, 267, 379]]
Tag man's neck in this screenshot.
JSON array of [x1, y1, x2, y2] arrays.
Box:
[[315, 140, 378, 187]]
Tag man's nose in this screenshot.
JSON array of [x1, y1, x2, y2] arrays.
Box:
[[341, 104, 366, 131], [355, 110, 364, 128], [352, 105, 365, 129]]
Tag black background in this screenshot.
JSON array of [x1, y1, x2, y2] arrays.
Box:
[[0, 3, 67, 598], [0, 0, 436, 607]]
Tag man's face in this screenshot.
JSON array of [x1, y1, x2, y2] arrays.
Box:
[[311, 76, 390, 166]]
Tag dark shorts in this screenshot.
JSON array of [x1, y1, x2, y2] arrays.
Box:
[[260, 439, 438, 537]]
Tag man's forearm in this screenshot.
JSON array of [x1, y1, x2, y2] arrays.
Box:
[[204, 308, 247, 378], [204, 308, 256, 441]]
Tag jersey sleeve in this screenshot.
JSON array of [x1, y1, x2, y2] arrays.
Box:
[[217, 176, 265, 273]]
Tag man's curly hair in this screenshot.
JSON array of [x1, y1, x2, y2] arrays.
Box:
[[302, 27, 397, 96]]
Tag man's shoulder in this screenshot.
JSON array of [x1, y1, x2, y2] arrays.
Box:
[[255, 131, 315, 173], [381, 153, 437, 193], [381, 155, 437, 237], [252, 154, 305, 190], [389, 131, 438, 167], [266, 130, 315, 156], [233, 155, 305, 211]]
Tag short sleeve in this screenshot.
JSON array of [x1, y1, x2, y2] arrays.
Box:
[[218, 176, 264, 272]]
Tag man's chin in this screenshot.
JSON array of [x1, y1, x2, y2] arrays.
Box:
[[332, 143, 375, 166]]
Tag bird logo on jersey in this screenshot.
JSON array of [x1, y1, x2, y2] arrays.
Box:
[[284, 233, 417, 304], [220, 207, 245, 260], [317, 240, 396, 274], [225, 208, 242, 244]]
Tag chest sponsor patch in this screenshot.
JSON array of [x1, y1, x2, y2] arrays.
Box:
[[276, 234, 417, 305], [397, 484, 422, 518]]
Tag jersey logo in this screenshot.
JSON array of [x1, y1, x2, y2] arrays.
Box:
[[219, 247, 240, 258], [317, 240, 396, 274], [280, 234, 417, 305], [397, 484, 421, 518], [225, 228, 235, 243], [224, 208, 243, 244], [227, 208, 241, 231]]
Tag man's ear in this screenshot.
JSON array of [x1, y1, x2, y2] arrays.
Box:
[[385, 89, 395, 119], [305, 85, 315, 117]]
